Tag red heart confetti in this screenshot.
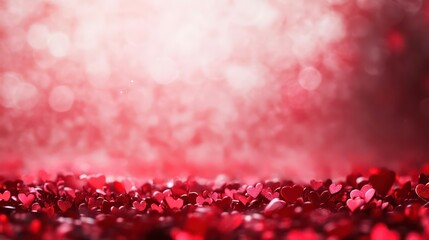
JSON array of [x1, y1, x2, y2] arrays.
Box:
[[18, 193, 35, 208], [329, 183, 342, 195], [166, 196, 184, 210], [0, 191, 11, 201], [57, 200, 72, 212], [280, 185, 303, 203], [246, 183, 263, 198], [0, 170, 424, 239], [346, 197, 364, 212], [415, 183, 429, 200], [132, 200, 147, 211], [87, 175, 106, 189]]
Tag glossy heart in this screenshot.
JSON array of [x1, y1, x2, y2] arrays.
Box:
[[329, 183, 342, 195], [166, 196, 184, 209], [133, 200, 147, 211], [57, 200, 72, 212], [415, 183, 429, 200], [280, 185, 303, 203], [0, 191, 11, 201], [346, 197, 364, 212], [246, 183, 263, 198], [18, 193, 35, 207]]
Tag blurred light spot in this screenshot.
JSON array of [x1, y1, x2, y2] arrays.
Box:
[[1, 73, 38, 109], [146, 57, 179, 84], [356, 0, 383, 11], [387, 31, 405, 52], [27, 24, 50, 50], [298, 67, 322, 91], [49, 86, 75, 112], [395, 0, 423, 14], [225, 64, 263, 92], [48, 32, 70, 58]]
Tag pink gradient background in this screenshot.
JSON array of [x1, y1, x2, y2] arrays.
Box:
[[1, 0, 429, 179]]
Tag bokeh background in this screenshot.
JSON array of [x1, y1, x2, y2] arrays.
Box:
[[1, 0, 429, 179]]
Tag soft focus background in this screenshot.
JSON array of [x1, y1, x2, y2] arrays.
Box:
[[1, 0, 429, 179]]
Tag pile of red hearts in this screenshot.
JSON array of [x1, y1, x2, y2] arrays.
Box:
[[0, 168, 428, 239]]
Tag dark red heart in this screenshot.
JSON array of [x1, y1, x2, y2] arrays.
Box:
[[369, 169, 395, 196], [415, 183, 429, 200], [57, 200, 72, 212], [280, 185, 303, 203]]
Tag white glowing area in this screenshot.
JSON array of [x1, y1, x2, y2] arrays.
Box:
[[0, 0, 363, 177]]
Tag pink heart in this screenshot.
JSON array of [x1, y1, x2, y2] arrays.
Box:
[[151, 203, 163, 213], [166, 196, 184, 209], [329, 183, 342, 194], [361, 184, 373, 194], [133, 200, 147, 211], [0, 191, 11, 201], [247, 183, 263, 198], [18, 193, 35, 207], [224, 188, 237, 198], [350, 189, 363, 199], [88, 175, 106, 189], [210, 192, 219, 200], [364, 188, 375, 203], [57, 200, 72, 212], [346, 197, 364, 212], [196, 196, 213, 205]]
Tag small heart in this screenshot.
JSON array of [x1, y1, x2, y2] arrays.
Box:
[[0, 191, 11, 201], [346, 197, 364, 212], [18, 193, 35, 208], [224, 188, 237, 198], [415, 183, 429, 200], [350, 189, 363, 199], [162, 189, 172, 197], [364, 188, 375, 203], [264, 198, 286, 216], [57, 200, 72, 212], [44, 182, 58, 195], [196, 196, 212, 205], [280, 185, 303, 203], [151, 203, 163, 213], [247, 183, 263, 198], [236, 194, 250, 205], [214, 197, 232, 211], [310, 180, 323, 190], [369, 169, 396, 196], [329, 183, 342, 195], [88, 175, 106, 189], [165, 196, 184, 209], [63, 187, 76, 198], [132, 200, 147, 211], [152, 191, 164, 203], [261, 188, 279, 201], [31, 203, 41, 211]]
